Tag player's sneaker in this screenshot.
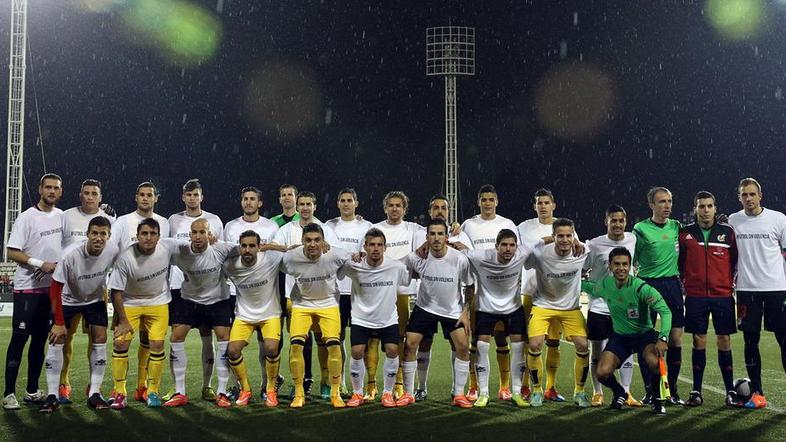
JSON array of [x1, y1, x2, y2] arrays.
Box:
[[164, 393, 188, 408], [23, 390, 46, 404], [146, 392, 162, 408], [110, 393, 127, 410], [228, 386, 240, 402], [666, 394, 685, 406], [725, 391, 745, 407], [591, 393, 604, 407], [235, 390, 252, 407], [573, 392, 590, 408], [303, 378, 314, 397], [641, 391, 653, 405], [201, 386, 216, 401], [466, 387, 479, 402], [394, 384, 405, 400], [544, 387, 565, 402], [530, 391, 545, 407], [39, 395, 60, 413], [651, 398, 666, 415], [330, 395, 346, 408], [290, 395, 306, 408], [364, 384, 378, 402], [320, 384, 331, 400], [87, 393, 110, 410], [58, 384, 72, 404], [346, 393, 364, 407], [161, 388, 176, 402], [609, 393, 626, 411], [511, 393, 531, 408], [625, 392, 642, 407], [275, 375, 285, 393], [265, 391, 278, 407], [395, 392, 415, 407], [685, 390, 703, 407], [521, 386, 532, 401], [473, 394, 490, 408], [215, 393, 232, 408], [381, 391, 396, 408], [133, 386, 148, 402], [497, 388, 512, 401], [452, 395, 473, 408], [744, 392, 767, 409], [340, 383, 350, 398], [3, 393, 20, 410], [414, 389, 428, 401]]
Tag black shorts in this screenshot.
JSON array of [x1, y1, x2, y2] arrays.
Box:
[[12, 291, 51, 335], [228, 294, 237, 321], [685, 296, 736, 335], [278, 272, 288, 319], [350, 323, 399, 346], [339, 295, 352, 330], [587, 311, 614, 341], [406, 305, 461, 338], [736, 291, 786, 333], [171, 297, 234, 328], [475, 307, 526, 336], [63, 301, 108, 328], [604, 330, 658, 364], [168, 289, 183, 326], [642, 276, 685, 328]]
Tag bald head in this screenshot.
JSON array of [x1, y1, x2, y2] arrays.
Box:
[[190, 218, 211, 252]]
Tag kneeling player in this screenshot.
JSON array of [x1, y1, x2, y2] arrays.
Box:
[[342, 228, 410, 407], [41, 216, 118, 412], [224, 231, 286, 407], [586, 247, 672, 415]]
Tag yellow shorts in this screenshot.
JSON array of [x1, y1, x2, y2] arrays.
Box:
[[229, 317, 282, 342], [118, 304, 169, 342], [290, 306, 340, 341], [528, 306, 586, 341]]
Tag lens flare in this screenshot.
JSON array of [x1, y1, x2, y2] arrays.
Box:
[[706, 0, 765, 40]]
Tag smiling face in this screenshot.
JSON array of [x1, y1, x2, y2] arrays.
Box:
[[553, 225, 574, 255], [478, 192, 498, 219], [385, 197, 406, 223], [605, 211, 626, 239], [609, 253, 631, 282], [189, 219, 210, 252], [86, 225, 110, 256], [337, 192, 358, 218]]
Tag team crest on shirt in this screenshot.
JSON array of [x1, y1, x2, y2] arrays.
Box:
[[662, 234, 669, 240], [718, 234, 726, 242]]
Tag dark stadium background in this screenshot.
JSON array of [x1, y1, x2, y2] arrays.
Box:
[[1, 0, 785, 240]]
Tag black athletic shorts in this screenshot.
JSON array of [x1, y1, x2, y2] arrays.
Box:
[[228, 294, 237, 321], [587, 311, 614, 341], [63, 301, 108, 328], [604, 330, 658, 365], [340, 295, 352, 330], [406, 305, 461, 338], [12, 291, 51, 335], [350, 323, 399, 346], [642, 276, 685, 328], [685, 296, 736, 335], [171, 297, 234, 328], [475, 307, 526, 336], [736, 291, 786, 333], [168, 288, 183, 326]]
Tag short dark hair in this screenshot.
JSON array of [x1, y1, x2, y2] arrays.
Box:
[[136, 181, 157, 195], [301, 222, 324, 238], [337, 187, 358, 201], [364, 227, 386, 244], [429, 193, 449, 207], [40, 173, 62, 187], [477, 184, 497, 199], [137, 217, 160, 234], [693, 190, 716, 206], [297, 191, 316, 205], [647, 186, 671, 204], [279, 184, 298, 195], [240, 186, 262, 200], [608, 246, 632, 263], [552, 217, 574, 232], [182, 179, 201, 193], [496, 228, 517, 245], [605, 205, 626, 218], [426, 217, 448, 233], [87, 216, 111, 231], [81, 179, 102, 191], [534, 188, 554, 203], [239, 229, 261, 244]]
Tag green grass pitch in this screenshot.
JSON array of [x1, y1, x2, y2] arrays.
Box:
[[1, 317, 785, 441]]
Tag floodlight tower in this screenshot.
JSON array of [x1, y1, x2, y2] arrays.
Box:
[[3, 0, 27, 268], [426, 26, 475, 225]]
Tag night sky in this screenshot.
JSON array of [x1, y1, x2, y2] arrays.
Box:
[[1, 0, 785, 239]]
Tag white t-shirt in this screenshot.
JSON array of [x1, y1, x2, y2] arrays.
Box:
[[465, 245, 534, 315], [108, 239, 177, 306], [405, 247, 474, 319], [584, 232, 637, 314], [222, 215, 279, 297], [342, 257, 411, 328], [461, 214, 519, 250], [526, 241, 589, 311], [325, 217, 373, 295], [282, 247, 351, 309], [224, 251, 284, 322], [53, 240, 120, 306], [61, 206, 116, 249], [375, 220, 424, 294], [729, 208, 786, 291], [518, 217, 580, 295], [168, 210, 224, 291], [113, 211, 170, 250], [7, 206, 63, 289], [273, 218, 340, 297], [171, 241, 235, 305]]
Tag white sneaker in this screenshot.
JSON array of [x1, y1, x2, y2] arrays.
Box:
[[3, 393, 20, 410], [23, 390, 46, 404]]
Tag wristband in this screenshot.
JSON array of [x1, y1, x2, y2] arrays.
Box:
[[28, 258, 44, 268]]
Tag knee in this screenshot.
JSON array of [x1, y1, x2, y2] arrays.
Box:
[[114, 340, 129, 352], [227, 343, 242, 359], [92, 331, 107, 344], [351, 348, 365, 360], [264, 343, 279, 358], [149, 341, 164, 352], [573, 339, 589, 354], [384, 346, 398, 359]]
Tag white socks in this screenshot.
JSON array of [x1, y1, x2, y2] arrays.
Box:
[[383, 356, 399, 393], [215, 341, 229, 396], [511, 341, 525, 393], [620, 354, 634, 393], [452, 358, 470, 397], [350, 357, 365, 394], [402, 360, 417, 394], [201, 334, 214, 388], [45, 343, 64, 396], [89, 343, 107, 396], [476, 341, 491, 395], [416, 350, 431, 391], [170, 342, 187, 395]]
